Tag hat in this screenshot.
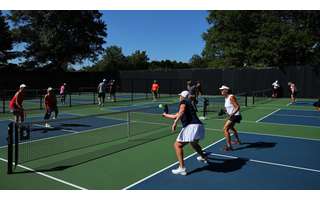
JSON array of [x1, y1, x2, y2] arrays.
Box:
[[20, 84, 27, 88], [178, 90, 189, 98], [63, 83, 66, 85], [103, 79, 106, 82], [47, 87, 53, 92], [219, 85, 230, 90]]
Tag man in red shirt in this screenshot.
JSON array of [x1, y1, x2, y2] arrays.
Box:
[[151, 80, 160, 101], [44, 87, 59, 128], [9, 84, 26, 123]]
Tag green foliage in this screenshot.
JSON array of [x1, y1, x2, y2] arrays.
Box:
[[0, 11, 14, 65], [92, 45, 127, 71], [203, 11, 320, 68], [189, 54, 207, 68], [127, 50, 149, 70], [10, 11, 107, 71]]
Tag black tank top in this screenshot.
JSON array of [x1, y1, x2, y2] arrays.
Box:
[[179, 99, 202, 128]]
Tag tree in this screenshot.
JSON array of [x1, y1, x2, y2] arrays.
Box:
[[0, 11, 14, 65], [93, 45, 127, 71], [202, 11, 320, 68], [10, 11, 107, 71], [189, 54, 206, 68], [127, 50, 149, 70]]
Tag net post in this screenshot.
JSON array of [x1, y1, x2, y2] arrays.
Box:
[[252, 92, 255, 105], [145, 79, 148, 99], [14, 123, 19, 168], [127, 111, 131, 141], [7, 122, 13, 174]]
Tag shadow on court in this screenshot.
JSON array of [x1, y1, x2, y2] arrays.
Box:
[[188, 157, 249, 175], [233, 141, 277, 151]]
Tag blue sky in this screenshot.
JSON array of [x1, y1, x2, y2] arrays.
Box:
[[101, 10, 209, 62]]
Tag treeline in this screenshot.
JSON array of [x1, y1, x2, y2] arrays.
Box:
[[1, 11, 319, 72]]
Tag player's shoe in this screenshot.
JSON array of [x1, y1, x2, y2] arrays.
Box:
[[171, 167, 187, 176], [45, 123, 51, 128], [223, 145, 233, 151], [196, 156, 208, 164]]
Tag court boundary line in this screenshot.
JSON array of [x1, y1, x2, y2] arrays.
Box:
[[273, 113, 320, 119], [210, 153, 320, 173], [0, 157, 87, 190], [122, 137, 227, 190], [255, 108, 281, 122]]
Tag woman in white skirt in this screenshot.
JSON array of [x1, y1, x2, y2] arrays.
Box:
[[162, 90, 208, 176]]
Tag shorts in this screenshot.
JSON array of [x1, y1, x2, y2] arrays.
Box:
[[98, 92, 106, 98], [10, 107, 24, 117], [176, 124, 205, 142], [229, 115, 242, 124], [44, 106, 58, 120]]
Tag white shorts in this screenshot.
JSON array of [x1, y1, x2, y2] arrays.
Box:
[[176, 124, 205, 142]]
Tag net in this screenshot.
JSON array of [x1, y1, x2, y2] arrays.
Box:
[[252, 89, 272, 105], [7, 103, 180, 172], [201, 93, 248, 118]]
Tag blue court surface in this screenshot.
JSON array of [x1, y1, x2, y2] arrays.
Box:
[[126, 132, 320, 190], [0, 113, 127, 147], [259, 109, 320, 127], [289, 101, 317, 106]]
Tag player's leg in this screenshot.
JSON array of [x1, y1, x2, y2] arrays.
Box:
[[230, 126, 241, 144], [190, 140, 208, 161], [172, 141, 187, 175], [223, 120, 234, 150]]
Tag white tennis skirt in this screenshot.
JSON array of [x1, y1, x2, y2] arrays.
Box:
[[176, 124, 205, 142]]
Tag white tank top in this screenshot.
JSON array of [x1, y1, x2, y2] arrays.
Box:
[[225, 94, 240, 116]]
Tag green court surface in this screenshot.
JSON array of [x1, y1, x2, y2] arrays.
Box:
[[0, 96, 319, 189]]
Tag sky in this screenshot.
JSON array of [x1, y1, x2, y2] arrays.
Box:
[[100, 10, 209, 63]]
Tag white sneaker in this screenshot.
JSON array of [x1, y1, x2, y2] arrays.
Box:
[[171, 167, 187, 176], [45, 123, 51, 128], [197, 156, 208, 164], [52, 116, 56, 120]]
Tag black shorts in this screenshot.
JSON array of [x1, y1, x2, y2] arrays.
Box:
[[291, 91, 298, 97], [98, 93, 106, 98], [229, 115, 242, 123]]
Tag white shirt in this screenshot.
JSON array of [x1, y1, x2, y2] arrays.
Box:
[[272, 81, 280, 89], [225, 94, 240, 116]]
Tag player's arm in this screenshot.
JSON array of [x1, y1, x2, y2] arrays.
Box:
[[44, 95, 49, 111], [230, 95, 240, 116], [163, 104, 185, 131]]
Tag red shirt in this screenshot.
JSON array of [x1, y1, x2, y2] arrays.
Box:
[[151, 83, 159, 92], [9, 91, 24, 109], [45, 94, 57, 108]]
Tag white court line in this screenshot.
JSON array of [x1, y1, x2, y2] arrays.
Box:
[[273, 113, 320, 119], [210, 153, 320, 173], [122, 137, 227, 190], [0, 157, 87, 190], [255, 108, 281, 122], [286, 102, 292, 106]]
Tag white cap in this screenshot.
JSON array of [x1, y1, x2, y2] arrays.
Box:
[[47, 87, 53, 91], [219, 85, 230, 90], [103, 79, 106, 82], [178, 90, 189, 98], [20, 84, 26, 88]]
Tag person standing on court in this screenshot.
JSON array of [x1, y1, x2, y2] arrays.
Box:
[[288, 82, 297, 103], [9, 84, 27, 123], [162, 90, 208, 176], [187, 80, 198, 111], [43, 87, 59, 128], [97, 79, 107, 106], [272, 80, 280, 98], [108, 79, 117, 102], [60, 83, 67, 105], [151, 80, 160, 101], [219, 85, 242, 151]]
